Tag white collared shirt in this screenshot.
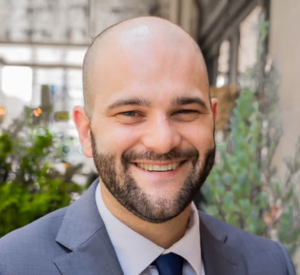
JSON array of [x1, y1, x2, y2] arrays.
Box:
[[95, 183, 205, 275]]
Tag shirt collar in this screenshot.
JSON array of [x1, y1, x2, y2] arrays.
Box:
[[95, 182, 202, 275]]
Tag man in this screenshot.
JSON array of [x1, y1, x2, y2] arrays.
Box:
[[0, 17, 295, 275]]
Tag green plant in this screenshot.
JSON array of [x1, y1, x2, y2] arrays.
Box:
[[0, 108, 82, 237], [201, 67, 300, 256], [203, 90, 267, 233], [200, 4, 300, 257]]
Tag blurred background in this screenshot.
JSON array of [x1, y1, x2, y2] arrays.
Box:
[[0, 0, 299, 271]]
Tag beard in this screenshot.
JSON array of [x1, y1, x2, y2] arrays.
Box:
[[91, 131, 215, 223]]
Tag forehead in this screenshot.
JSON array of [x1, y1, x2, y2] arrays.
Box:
[[89, 33, 209, 109]]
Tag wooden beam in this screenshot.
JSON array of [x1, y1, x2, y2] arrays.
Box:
[[200, 0, 228, 37], [0, 41, 89, 49], [228, 30, 240, 85], [206, 53, 219, 85], [200, 0, 257, 58], [0, 60, 82, 70], [169, 0, 181, 25]]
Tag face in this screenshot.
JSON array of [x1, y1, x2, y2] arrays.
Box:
[[75, 30, 217, 223]]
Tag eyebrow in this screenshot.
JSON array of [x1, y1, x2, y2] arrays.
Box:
[[172, 96, 208, 108], [106, 97, 151, 110], [106, 95, 208, 111]]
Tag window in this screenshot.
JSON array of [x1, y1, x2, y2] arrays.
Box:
[[2, 66, 33, 102]]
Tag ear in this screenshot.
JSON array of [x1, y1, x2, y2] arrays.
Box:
[[73, 106, 93, 158], [211, 98, 218, 122]]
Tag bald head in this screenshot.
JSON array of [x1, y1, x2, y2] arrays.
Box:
[[82, 16, 208, 118]]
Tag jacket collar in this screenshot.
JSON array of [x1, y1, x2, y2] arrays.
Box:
[[53, 178, 245, 275], [54, 179, 124, 275], [199, 212, 246, 275]]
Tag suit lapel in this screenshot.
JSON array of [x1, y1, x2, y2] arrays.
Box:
[[54, 180, 123, 275], [199, 212, 247, 275], [54, 226, 123, 275], [52, 180, 247, 275]]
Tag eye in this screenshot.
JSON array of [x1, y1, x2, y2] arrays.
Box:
[[172, 109, 200, 122], [115, 110, 144, 124], [176, 109, 199, 114], [120, 111, 139, 117]]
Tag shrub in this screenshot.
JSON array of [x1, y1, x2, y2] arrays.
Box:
[[201, 66, 300, 256], [0, 108, 82, 237]]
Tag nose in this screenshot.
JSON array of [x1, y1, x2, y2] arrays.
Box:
[[141, 115, 182, 154]]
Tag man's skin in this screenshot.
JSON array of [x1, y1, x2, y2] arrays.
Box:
[[74, 16, 217, 249]]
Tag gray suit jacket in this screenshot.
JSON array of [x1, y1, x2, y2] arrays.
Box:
[[0, 180, 296, 275]]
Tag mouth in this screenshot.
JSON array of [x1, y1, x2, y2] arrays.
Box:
[[134, 161, 186, 172]]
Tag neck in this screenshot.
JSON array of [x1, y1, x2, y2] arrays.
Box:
[[100, 181, 191, 249]]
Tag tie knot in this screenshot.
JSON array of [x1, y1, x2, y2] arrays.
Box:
[[153, 253, 184, 275]]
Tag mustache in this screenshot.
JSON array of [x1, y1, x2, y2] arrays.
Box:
[[122, 148, 199, 165]]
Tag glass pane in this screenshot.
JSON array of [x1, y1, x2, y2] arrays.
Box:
[[66, 49, 86, 65], [0, 46, 32, 62], [36, 48, 63, 64], [2, 66, 32, 102]]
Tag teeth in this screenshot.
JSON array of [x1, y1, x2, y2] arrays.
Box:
[[136, 162, 181, 172]]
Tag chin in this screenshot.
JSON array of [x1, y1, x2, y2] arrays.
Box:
[[137, 179, 185, 196]]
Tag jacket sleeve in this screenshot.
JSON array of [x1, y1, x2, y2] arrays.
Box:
[[276, 242, 296, 275]]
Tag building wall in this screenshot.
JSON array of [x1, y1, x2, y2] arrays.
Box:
[[0, 0, 160, 44], [270, 0, 300, 170], [0, 0, 199, 48], [91, 0, 158, 36], [158, 0, 200, 40], [269, 0, 300, 270]]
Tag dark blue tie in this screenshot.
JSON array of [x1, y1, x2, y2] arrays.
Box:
[[153, 253, 184, 275]]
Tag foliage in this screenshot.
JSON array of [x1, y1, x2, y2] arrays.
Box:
[[0, 107, 82, 237], [200, 6, 300, 257], [201, 65, 300, 256], [203, 90, 267, 233]]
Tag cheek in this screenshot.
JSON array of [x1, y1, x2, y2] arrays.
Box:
[[181, 122, 215, 150], [93, 121, 141, 154]]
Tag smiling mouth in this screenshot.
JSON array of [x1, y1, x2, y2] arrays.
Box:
[[134, 161, 185, 172]]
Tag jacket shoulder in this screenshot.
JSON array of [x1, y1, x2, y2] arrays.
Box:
[[200, 211, 278, 249], [199, 211, 295, 274], [0, 207, 69, 274]]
